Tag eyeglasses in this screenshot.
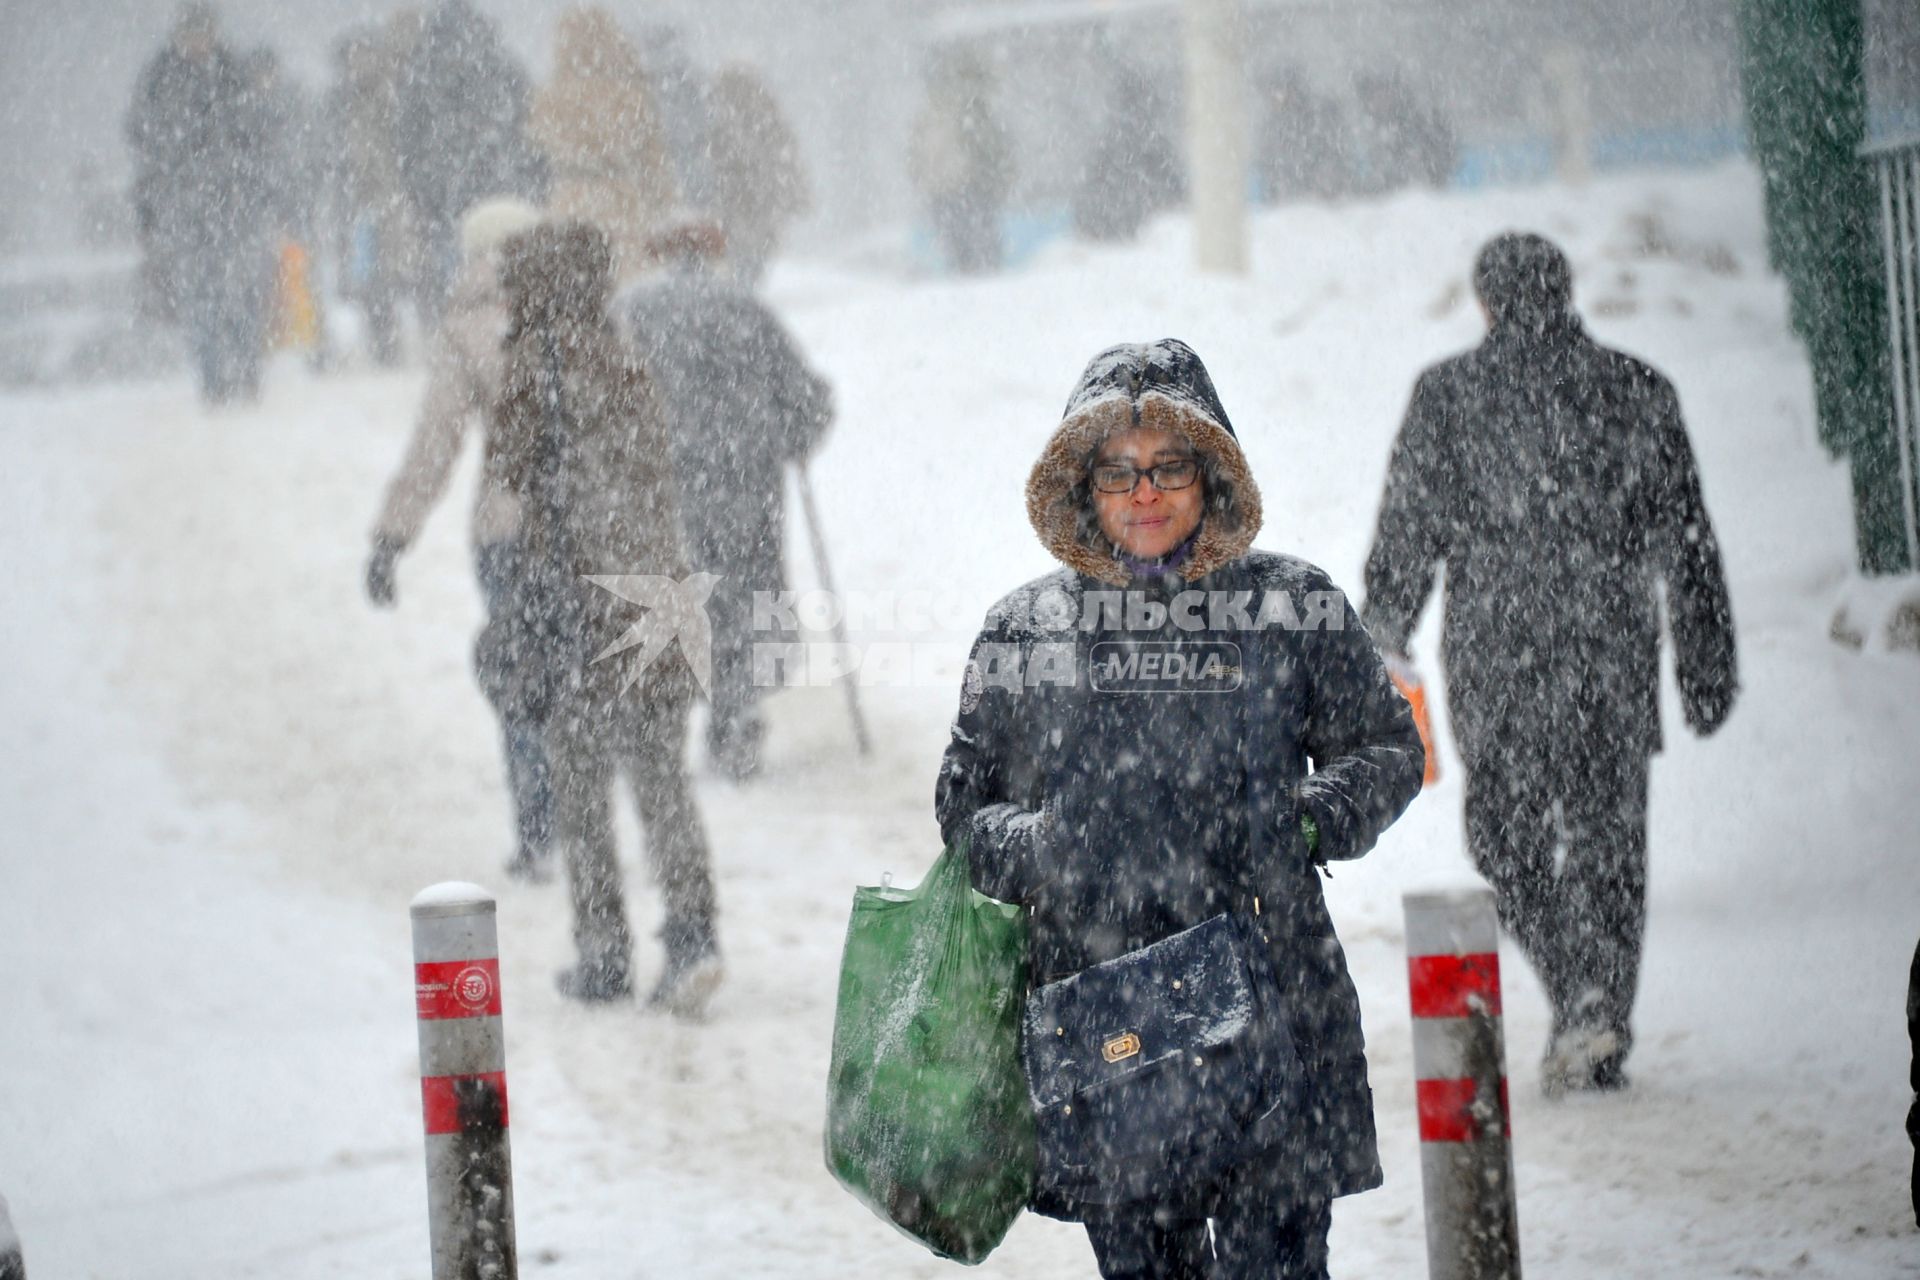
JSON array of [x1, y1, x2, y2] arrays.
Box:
[[1090, 458, 1200, 494]]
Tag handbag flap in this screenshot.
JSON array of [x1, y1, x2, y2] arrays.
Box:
[[1021, 915, 1257, 1110]]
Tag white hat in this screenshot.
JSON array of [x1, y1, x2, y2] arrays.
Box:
[[460, 197, 542, 262]]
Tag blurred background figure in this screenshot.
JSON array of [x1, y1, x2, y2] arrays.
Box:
[[704, 65, 809, 286], [366, 197, 548, 880], [1070, 61, 1183, 243], [625, 220, 833, 781], [322, 20, 416, 366], [393, 0, 542, 326], [908, 50, 1013, 274], [125, 2, 273, 404], [633, 24, 715, 216], [1353, 68, 1457, 194], [531, 7, 676, 285], [484, 220, 720, 1013], [241, 46, 330, 371], [1254, 65, 1353, 204]]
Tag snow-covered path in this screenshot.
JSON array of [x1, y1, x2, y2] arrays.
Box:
[[3, 164, 1917, 1277]]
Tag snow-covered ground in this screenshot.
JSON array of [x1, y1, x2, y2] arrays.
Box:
[[3, 163, 1917, 1277]]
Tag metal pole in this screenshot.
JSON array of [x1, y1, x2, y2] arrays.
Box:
[[1185, 0, 1249, 274], [1898, 152, 1920, 565], [412, 883, 518, 1280], [795, 462, 871, 756], [1876, 157, 1913, 571], [1405, 889, 1521, 1280]]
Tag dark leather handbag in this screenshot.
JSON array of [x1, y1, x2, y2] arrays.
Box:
[[1020, 912, 1301, 1208]]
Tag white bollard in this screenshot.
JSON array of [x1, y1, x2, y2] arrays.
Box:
[[412, 883, 518, 1280], [1404, 889, 1521, 1280]]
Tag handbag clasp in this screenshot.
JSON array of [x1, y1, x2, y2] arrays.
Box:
[[1101, 1032, 1142, 1063]]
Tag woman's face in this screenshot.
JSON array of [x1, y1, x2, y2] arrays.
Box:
[[1091, 427, 1206, 561]]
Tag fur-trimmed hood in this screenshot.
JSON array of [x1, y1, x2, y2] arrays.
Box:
[[1026, 339, 1264, 586]]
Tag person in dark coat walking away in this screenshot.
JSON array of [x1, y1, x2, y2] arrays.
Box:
[[483, 220, 721, 1016], [624, 221, 833, 780], [1071, 62, 1183, 243], [322, 21, 416, 365], [704, 65, 810, 285], [909, 51, 1013, 275], [1363, 231, 1738, 1095], [394, 0, 543, 325], [125, 3, 274, 404], [938, 339, 1424, 1278]]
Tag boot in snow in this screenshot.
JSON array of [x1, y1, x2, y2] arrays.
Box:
[[646, 942, 724, 1020], [555, 955, 631, 1003]]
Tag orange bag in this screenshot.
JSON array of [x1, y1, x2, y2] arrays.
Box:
[[273, 240, 321, 352], [1388, 667, 1441, 787]]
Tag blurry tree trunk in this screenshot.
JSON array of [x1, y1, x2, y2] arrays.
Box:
[[1739, 0, 1909, 574], [1186, 0, 1249, 275]]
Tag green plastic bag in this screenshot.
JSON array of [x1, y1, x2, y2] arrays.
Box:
[[824, 844, 1034, 1264]]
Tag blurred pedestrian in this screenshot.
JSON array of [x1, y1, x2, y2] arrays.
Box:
[[1071, 62, 1182, 243], [323, 22, 415, 365], [125, 3, 274, 404], [1352, 70, 1455, 194], [705, 65, 808, 285], [394, 0, 542, 325], [1362, 232, 1738, 1094], [1254, 67, 1351, 204], [242, 47, 329, 369], [908, 51, 1013, 274], [634, 24, 713, 213], [625, 220, 833, 779], [484, 220, 721, 1014], [366, 197, 551, 882], [939, 339, 1422, 1277], [529, 6, 677, 284]]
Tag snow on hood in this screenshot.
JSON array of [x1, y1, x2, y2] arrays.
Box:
[[1025, 338, 1264, 586]]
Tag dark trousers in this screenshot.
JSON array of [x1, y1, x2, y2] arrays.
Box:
[[476, 541, 554, 855], [181, 242, 268, 403], [703, 579, 766, 772], [1464, 744, 1650, 1055], [1082, 1184, 1331, 1280], [549, 685, 717, 972]]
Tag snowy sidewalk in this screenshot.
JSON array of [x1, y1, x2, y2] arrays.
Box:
[[2, 163, 1917, 1277]]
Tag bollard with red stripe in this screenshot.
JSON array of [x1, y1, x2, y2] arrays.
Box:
[[412, 882, 518, 1280], [1405, 889, 1521, 1280]]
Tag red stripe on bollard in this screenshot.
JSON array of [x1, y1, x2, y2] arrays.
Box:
[[421, 1071, 510, 1136], [1408, 951, 1502, 1019], [1415, 1076, 1512, 1142], [415, 958, 504, 1020]]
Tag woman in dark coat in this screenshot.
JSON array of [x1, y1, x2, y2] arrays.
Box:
[[936, 339, 1423, 1278]]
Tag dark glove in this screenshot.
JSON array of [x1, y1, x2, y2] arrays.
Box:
[[366, 536, 401, 608], [1680, 672, 1736, 738]]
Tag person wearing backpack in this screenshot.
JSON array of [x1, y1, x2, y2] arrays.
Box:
[[936, 339, 1423, 1277], [482, 219, 721, 1015]]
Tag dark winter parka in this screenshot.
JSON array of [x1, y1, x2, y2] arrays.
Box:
[[394, 0, 541, 234], [1362, 238, 1737, 772], [125, 36, 270, 260], [936, 340, 1424, 1216]]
